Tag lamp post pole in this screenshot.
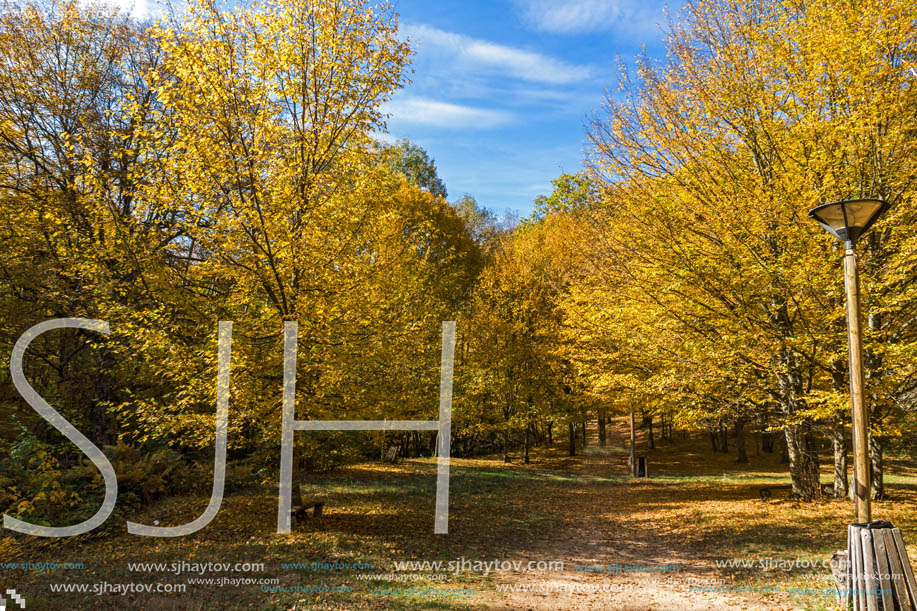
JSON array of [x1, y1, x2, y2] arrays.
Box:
[[843, 244, 871, 523], [806, 200, 917, 609], [810, 198, 887, 521]]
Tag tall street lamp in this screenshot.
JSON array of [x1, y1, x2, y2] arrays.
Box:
[[808, 198, 889, 523]]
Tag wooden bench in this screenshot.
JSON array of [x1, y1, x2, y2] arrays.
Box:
[[291, 500, 325, 527]]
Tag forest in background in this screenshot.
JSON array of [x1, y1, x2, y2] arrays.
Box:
[[1, 0, 917, 543]]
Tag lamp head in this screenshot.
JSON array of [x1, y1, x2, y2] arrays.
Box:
[[808, 199, 889, 248]]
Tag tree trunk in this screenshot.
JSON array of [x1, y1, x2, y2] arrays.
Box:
[[90, 341, 117, 447], [646, 415, 654, 450], [761, 430, 775, 453], [503, 431, 510, 463], [735, 418, 748, 463], [710, 430, 720, 452], [547, 422, 553, 445], [523, 425, 530, 464], [291, 451, 303, 507], [581, 419, 587, 446], [719, 420, 728, 454], [598, 409, 607, 447], [869, 434, 884, 500], [568, 422, 576, 456], [831, 417, 848, 498], [784, 424, 820, 500]]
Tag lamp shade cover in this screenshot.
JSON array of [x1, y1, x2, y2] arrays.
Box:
[[808, 199, 889, 245]]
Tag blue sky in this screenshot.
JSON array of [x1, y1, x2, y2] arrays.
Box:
[[112, 0, 679, 216], [383, 0, 679, 216]]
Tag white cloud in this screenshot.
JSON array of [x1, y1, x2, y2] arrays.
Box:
[[371, 131, 399, 145], [516, 0, 657, 34], [401, 24, 592, 85], [382, 96, 513, 130], [80, 0, 152, 18]]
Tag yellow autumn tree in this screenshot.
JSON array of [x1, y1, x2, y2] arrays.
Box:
[[0, 0, 485, 524], [0, 0, 165, 447], [572, 0, 917, 499]]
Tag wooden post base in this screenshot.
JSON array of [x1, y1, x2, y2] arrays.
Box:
[[841, 522, 917, 610]]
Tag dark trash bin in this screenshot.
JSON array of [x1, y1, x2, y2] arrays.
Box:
[[637, 456, 647, 478]]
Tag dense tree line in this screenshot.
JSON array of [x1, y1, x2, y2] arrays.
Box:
[[480, 0, 917, 500], [0, 0, 497, 519], [3, 0, 917, 531]]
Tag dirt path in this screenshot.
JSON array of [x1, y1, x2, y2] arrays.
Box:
[[482, 419, 797, 610]]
